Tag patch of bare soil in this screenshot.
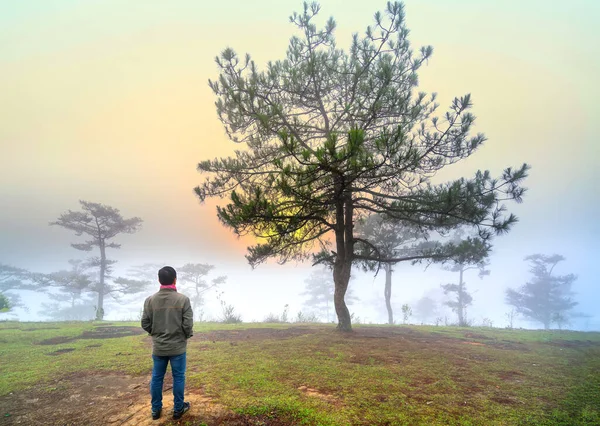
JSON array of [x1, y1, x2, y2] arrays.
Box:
[[352, 327, 428, 339], [0, 372, 239, 426], [195, 327, 318, 342], [37, 336, 76, 345], [497, 370, 525, 382], [491, 341, 529, 351], [548, 339, 600, 348], [46, 348, 76, 356], [463, 332, 493, 340], [21, 327, 60, 332], [297, 385, 340, 406], [80, 326, 145, 339], [37, 327, 144, 346], [489, 394, 523, 405]]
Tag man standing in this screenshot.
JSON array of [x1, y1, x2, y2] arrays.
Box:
[[141, 266, 193, 420]]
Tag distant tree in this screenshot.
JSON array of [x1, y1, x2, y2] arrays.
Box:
[[110, 263, 166, 306], [0, 264, 27, 292], [0, 292, 11, 312], [505, 309, 517, 329], [441, 231, 490, 327], [355, 214, 427, 325], [127, 263, 165, 283], [45, 260, 92, 308], [401, 303, 412, 324], [195, 1, 529, 331], [355, 214, 487, 325], [39, 300, 97, 321], [505, 254, 578, 330], [51, 201, 143, 320], [0, 263, 37, 311], [38, 260, 149, 321], [413, 296, 438, 324], [178, 263, 226, 321], [302, 267, 357, 322]]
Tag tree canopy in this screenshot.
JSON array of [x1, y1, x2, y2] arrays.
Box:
[[505, 254, 578, 330], [196, 1, 528, 330], [51, 201, 143, 320]]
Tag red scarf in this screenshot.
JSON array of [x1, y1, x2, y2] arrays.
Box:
[[160, 284, 177, 290]]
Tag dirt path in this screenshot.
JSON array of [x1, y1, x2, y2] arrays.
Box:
[[0, 372, 233, 425]]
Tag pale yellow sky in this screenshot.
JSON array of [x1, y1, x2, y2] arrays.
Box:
[[1, 0, 599, 322]]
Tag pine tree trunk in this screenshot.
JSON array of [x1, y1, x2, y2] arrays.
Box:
[[458, 267, 464, 326], [333, 260, 352, 331], [333, 185, 353, 332], [384, 263, 393, 325], [96, 243, 106, 321], [193, 283, 200, 320]]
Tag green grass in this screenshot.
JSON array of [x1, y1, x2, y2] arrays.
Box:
[[1, 321, 598, 425]]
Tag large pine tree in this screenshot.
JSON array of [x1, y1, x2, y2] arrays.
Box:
[[195, 1, 528, 330]]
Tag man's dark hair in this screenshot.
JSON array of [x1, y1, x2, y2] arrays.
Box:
[[158, 266, 177, 285]]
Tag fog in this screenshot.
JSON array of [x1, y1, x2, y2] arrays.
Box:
[[1, 0, 598, 330]]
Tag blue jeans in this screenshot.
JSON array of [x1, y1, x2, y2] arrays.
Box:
[[150, 352, 186, 413]]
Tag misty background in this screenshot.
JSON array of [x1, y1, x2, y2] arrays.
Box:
[[1, 0, 598, 329]]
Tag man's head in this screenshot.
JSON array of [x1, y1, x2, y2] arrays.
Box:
[[158, 266, 177, 286]]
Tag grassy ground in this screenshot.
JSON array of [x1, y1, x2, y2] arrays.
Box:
[[0, 321, 598, 425]]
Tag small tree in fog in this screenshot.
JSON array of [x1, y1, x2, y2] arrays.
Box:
[[355, 214, 488, 325], [178, 263, 226, 321], [51, 201, 143, 320], [128, 263, 165, 283], [401, 303, 412, 324], [45, 260, 92, 308], [355, 214, 428, 325], [302, 268, 357, 322], [0, 292, 11, 312], [0, 263, 38, 311], [505, 254, 578, 330], [195, 1, 529, 331], [441, 231, 490, 327], [414, 296, 438, 324], [40, 300, 97, 321], [38, 260, 150, 320], [505, 309, 517, 329]]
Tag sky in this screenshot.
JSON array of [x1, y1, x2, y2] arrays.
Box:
[[1, 0, 599, 328]]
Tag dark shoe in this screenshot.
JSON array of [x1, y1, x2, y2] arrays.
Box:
[[151, 409, 161, 420], [173, 402, 190, 420]]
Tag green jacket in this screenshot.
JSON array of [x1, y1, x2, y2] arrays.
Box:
[[141, 288, 194, 356]]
